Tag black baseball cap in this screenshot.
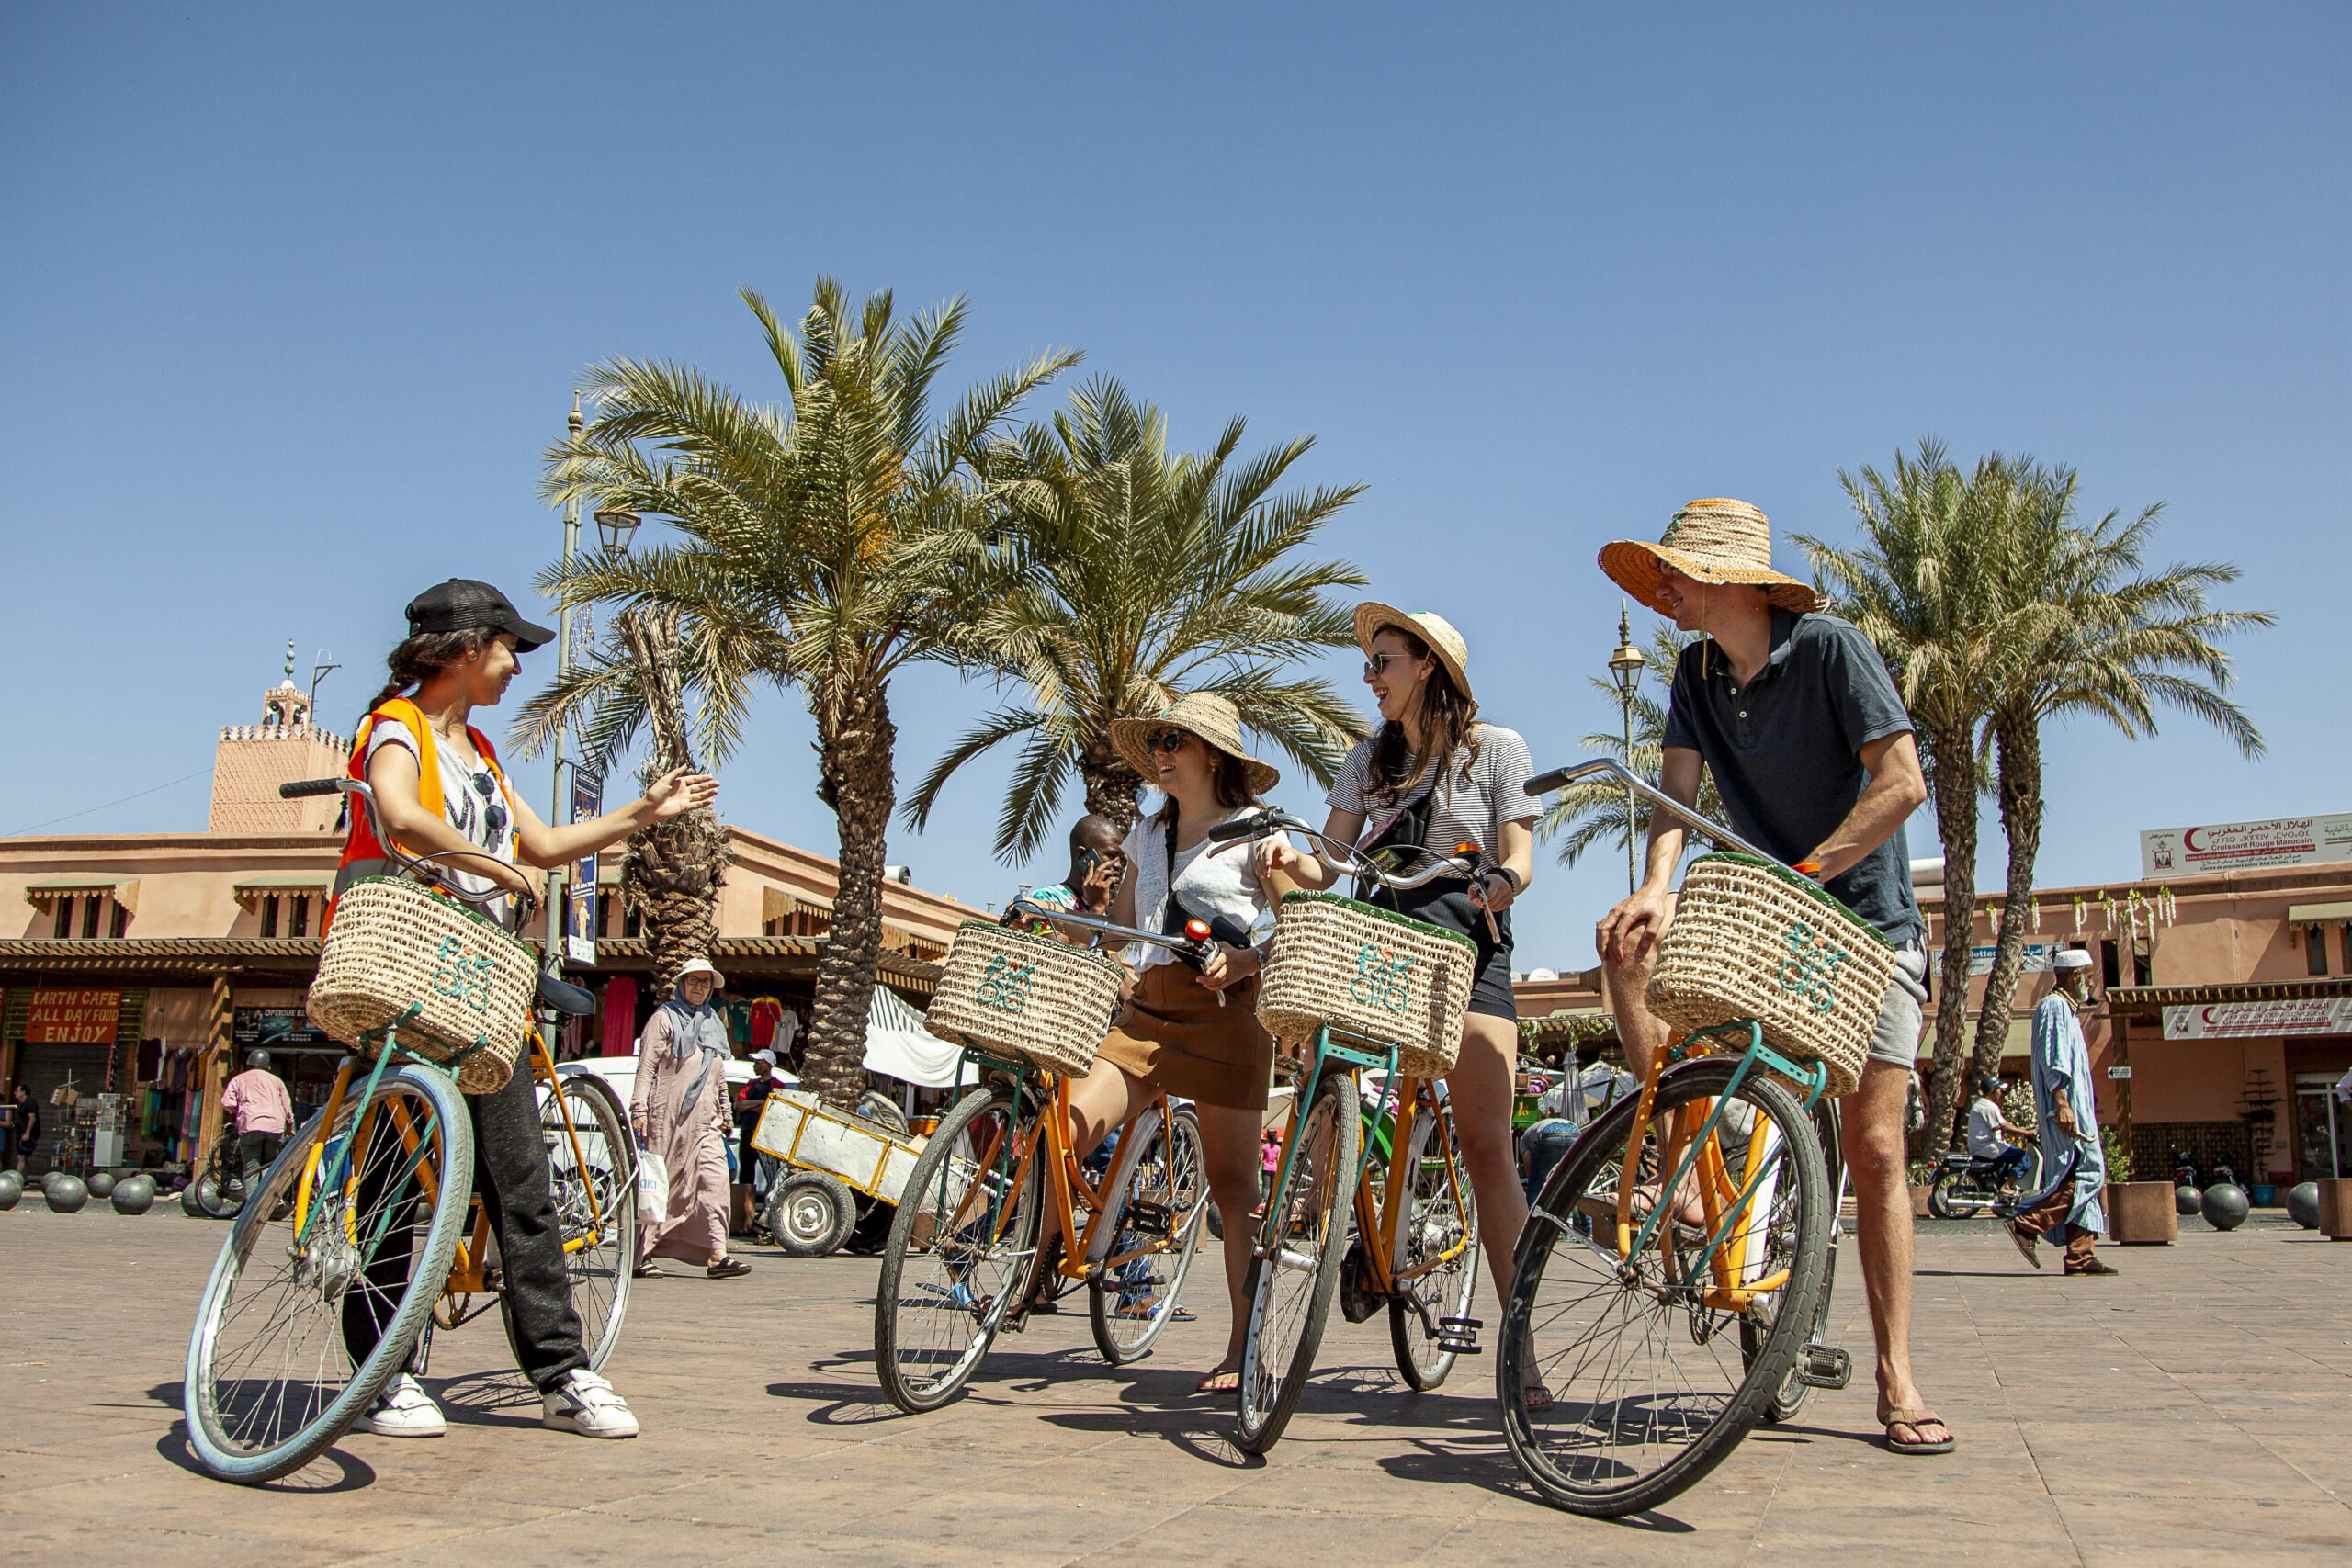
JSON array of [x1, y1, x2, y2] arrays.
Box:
[[403, 580, 555, 651]]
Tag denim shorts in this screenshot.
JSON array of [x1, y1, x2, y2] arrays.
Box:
[[1866, 943, 1930, 1069]]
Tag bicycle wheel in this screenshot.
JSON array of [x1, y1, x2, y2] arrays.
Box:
[[1089, 1102, 1207, 1365], [874, 1081, 1042, 1414], [1236, 1068, 1360, 1454], [1388, 1090, 1480, 1391], [1752, 1096, 1841, 1426], [185, 1065, 475, 1484], [503, 1069, 636, 1373], [1498, 1057, 1830, 1517]]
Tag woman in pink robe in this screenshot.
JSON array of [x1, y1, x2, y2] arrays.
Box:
[[628, 958, 751, 1279]]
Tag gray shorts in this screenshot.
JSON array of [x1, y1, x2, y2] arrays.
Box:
[[1866, 943, 1930, 1070]]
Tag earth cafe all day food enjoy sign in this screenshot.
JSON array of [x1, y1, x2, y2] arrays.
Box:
[[24, 988, 123, 1043], [2141, 812, 2352, 878]]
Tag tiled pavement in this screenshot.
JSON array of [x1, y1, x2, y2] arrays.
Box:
[[2, 1204, 2346, 1565]]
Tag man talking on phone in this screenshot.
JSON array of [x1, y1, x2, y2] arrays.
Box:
[[1007, 815, 1125, 934]]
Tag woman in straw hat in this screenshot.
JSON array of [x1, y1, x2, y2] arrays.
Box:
[[1252, 604, 1540, 1337], [1053, 692, 1283, 1393], [631, 957, 753, 1281]]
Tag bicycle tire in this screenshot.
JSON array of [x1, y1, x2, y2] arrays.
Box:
[[1498, 1057, 1830, 1517], [1236, 1069, 1360, 1454], [874, 1081, 1042, 1414], [185, 1066, 475, 1484], [1388, 1090, 1480, 1391], [1089, 1102, 1207, 1365], [503, 1069, 636, 1374]]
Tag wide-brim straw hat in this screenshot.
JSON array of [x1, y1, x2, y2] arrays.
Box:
[[1353, 603, 1474, 705], [674, 956, 727, 990], [1109, 692, 1282, 796], [1598, 498, 1825, 618]]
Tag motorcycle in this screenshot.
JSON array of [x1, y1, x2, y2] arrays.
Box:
[[1926, 1146, 2042, 1219]]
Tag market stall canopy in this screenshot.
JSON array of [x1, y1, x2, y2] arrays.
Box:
[[231, 874, 331, 912], [2286, 901, 2352, 928], [861, 982, 961, 1087]]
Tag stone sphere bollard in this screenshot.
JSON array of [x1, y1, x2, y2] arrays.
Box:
[[2286, 1181, 2322, 1230], [110, 1173, 157, 1215], [2199, 1182, 2250, 1232], [45, 1174, 90, 1213], [86, 1170, 119, 1201], [180, 1179, 210, 1217], [0, 1169, 20, 1210], [2175, 1184, 2201, 1215]]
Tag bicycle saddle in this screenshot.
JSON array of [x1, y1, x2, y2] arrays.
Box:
[[537, 973, 597, 1017]]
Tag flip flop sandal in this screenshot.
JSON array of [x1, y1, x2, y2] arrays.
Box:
[[632, 1262, 667, 1279], [1194, 1367, 1240, 1394], [1883, 1407, 1955, 1455]]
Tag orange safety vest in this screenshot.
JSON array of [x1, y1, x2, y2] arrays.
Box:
[[324, 697, 520, 931]]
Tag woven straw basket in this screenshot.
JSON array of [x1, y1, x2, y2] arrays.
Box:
[[1645, 853, 1898, 1099], [924, 921, 1126, 1077], [307, 876, 537, 1093], [1256, 893, 1476, 1079]]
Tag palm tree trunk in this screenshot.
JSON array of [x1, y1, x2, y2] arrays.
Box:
[[1970, 710, 2045, 1111], [1080, 740, 1143, 837], [1917, 720, 1981, 1159], [617, 606, 727, 1000], [803, 682, 899, 1110]]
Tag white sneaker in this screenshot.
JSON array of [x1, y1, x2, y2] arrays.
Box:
[[360, 1373, 446, 1438], [542, 1369, 639, 1439]]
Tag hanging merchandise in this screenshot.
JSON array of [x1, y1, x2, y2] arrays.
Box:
[[2030, 896, 2041, 934], [748, 996, 787, 1050], [2073, 895, 2086, 932]]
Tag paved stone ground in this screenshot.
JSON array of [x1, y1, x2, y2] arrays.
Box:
[[2, 1203, 2346, 1566]]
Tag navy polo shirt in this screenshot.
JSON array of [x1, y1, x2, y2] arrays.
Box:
[[1660, 610, 1923, 943]]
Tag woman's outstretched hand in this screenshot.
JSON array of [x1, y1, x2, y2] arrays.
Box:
[[644, 767, 719, 818]]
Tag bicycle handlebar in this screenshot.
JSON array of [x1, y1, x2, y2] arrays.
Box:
[[279, 776, 540, 925], [1003, 900, 1218, 958], [1521, 759, 1797, 870], [1203, 807, 1480, 891]]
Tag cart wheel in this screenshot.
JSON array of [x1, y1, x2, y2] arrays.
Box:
[[767, 1171, 856, 1256]]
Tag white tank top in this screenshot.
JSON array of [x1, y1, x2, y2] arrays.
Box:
[[1123, 807, 1266, 972]]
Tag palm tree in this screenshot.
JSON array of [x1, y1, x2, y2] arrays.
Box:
[[512, 604, 730, 998], [537, 278, 1076, 1106], [1534, 622, 1722, 868], [905, 376, 1367, 854], [1967, 466, 2271, 1096], [1796, 442, 2051, 1155]]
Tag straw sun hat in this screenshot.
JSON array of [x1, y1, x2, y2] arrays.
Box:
[[1109, 692, 1283, 796], [1598, 498, 1825, 618], [1353, 602, 1475, 704]]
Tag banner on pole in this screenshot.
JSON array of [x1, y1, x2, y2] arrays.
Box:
[[567, 769, 603, 967]]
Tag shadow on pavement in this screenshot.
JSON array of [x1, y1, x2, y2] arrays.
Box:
[[153, 1423, 378, 1492]]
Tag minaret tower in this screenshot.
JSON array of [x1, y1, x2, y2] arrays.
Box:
[[207, 641, 352, 834]]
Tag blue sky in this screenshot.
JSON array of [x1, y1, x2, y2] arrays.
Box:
[[2, 5, 2342, 969]]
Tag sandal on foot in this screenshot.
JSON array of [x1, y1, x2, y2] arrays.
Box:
[[2004, 1220, 2042, 1269], [1883, 1407, 1955, 1455], [707, 1257, 752, 1279], [632, 1262, 666, 1279], [1194, 1366, 1240, 1393]]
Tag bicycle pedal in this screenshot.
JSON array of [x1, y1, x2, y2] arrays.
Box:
[[1435, 1316, 1484, 1354], [1795, 1343, 1851, 1391], [1121, 1200, 1174, 1239]]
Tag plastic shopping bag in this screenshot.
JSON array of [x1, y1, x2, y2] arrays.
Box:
[[635, 1145, 669, 1229]]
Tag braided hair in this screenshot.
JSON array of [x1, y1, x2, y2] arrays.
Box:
[[358, 627, 494, 726]]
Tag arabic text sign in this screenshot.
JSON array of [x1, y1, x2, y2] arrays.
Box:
[[2163, 998, 2352, 1040], [2141, 813, 2352, 878], [1970, 943, 2058, 977], [24, 989, 122, 1043]]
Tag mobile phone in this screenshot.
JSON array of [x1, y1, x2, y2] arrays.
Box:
[[1075, 847, 1102, 881]]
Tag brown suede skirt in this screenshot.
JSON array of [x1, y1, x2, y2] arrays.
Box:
[[1093, 960, 1274, 1112]]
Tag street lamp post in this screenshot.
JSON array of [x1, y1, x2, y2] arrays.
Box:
[[545, 395, 584, 981], [1606, 602, 1647, 894]]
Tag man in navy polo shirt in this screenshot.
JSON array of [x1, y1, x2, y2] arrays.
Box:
[[1595, 498, 1950, 1457]]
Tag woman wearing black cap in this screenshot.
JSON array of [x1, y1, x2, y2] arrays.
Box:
[[338, 580, 718, 1442]]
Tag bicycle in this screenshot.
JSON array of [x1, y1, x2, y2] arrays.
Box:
[[181, 777, 635, 1484], [873, 904, 1216, 1413], [1194, 808, 1485, 1454], [1495, 758, 1869, 1516]]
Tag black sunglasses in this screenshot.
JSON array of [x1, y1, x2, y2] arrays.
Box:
[[1363, 652, 1409, 680], [1146, 728, 1192, 754]]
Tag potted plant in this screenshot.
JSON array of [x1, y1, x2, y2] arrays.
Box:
[[2102, 1122, 2175, 1245]]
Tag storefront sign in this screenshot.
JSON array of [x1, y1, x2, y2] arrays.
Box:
[[232, 1007, 335, 1050], [23, 989, 121, 1043], [2163, 998, 2352, 1040], [1970, 943, 2059, 976], [2141, 813, 2352, 878], [567, 769, 602, 967]]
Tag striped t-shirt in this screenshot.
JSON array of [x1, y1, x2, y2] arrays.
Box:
[[1325, 724, 1538, 874]]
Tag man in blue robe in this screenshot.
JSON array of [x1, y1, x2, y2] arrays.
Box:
[[2007, 949, 2117, 1275]]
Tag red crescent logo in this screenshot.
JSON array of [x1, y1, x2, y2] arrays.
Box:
[[2182, 828, 2205, 851]]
